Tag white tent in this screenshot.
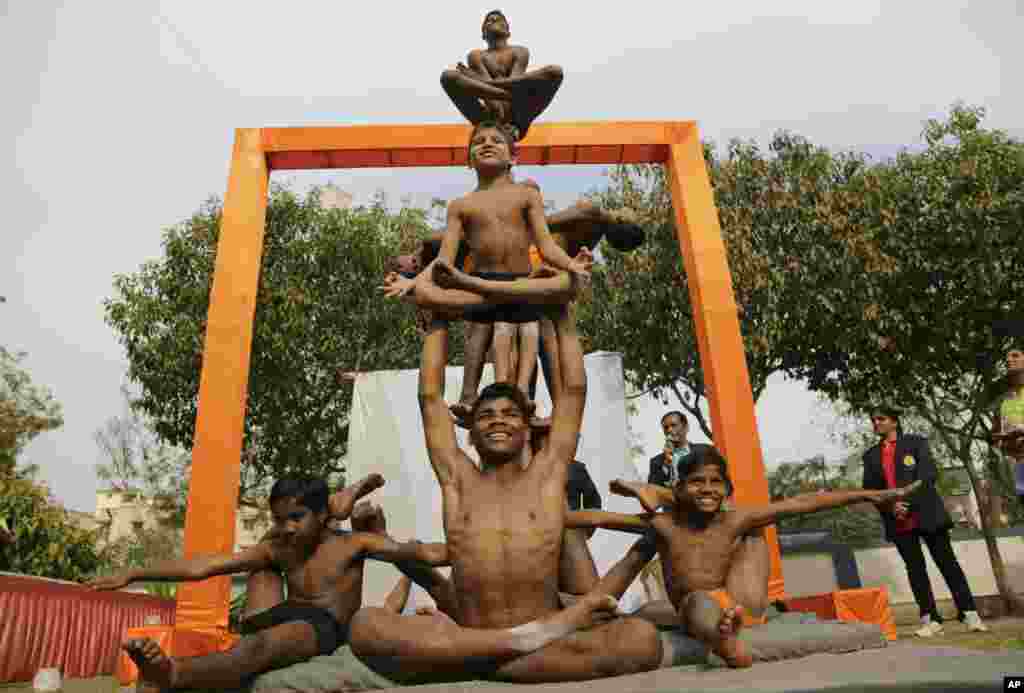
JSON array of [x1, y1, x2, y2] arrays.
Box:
[[345, 351, 650, 612]]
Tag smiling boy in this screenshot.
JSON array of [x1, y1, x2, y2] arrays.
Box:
[[568, 449, 920, 667]]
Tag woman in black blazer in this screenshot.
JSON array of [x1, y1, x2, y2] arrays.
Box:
[[863, 407, 987, 636]]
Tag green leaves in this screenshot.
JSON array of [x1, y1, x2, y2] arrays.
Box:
[[0, 476, 103, 581], [104, 185, 439, 493]]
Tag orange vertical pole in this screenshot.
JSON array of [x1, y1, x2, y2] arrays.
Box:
[[175, 128, 269, 629], [664, 124, 785, 600]]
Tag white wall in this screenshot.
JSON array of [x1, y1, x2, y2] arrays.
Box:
[[346, 352, 648, 611]]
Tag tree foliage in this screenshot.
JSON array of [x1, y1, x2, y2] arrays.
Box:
[[0, 474, 103, 580], [0, 346, 63, 475], [105, 186, 447, 491], [578, 134, 888, 437]]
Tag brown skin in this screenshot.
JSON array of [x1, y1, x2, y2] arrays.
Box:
[[96, 478, 446, 691], [384, 131, 588, 421], [440, 11, 563, 139], [347, 307, 662, 683], [569, 472, 920, 667]]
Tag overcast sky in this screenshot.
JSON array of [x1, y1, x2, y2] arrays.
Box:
[[4, 1, 1021, 511]]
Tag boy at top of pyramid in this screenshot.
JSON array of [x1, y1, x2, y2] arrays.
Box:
[[384, 120, 593, 418]]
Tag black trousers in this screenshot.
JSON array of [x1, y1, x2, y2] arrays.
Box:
[[892, 528, 976, 622]]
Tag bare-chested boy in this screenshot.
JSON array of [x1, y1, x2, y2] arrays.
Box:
[[441, 10, 563, 140], [384, 121, 591, 420], [567, 448, 921, 667], [88, 475, 456, 690], [346, 304, 662, 683]]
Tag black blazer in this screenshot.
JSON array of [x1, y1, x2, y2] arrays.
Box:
[[648, 443, 713, 487], [862, 433, 952, 541], [566, 461, 602, 511]]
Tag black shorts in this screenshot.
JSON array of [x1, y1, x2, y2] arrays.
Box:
[[463, 272, 544, 324], [240, 602, 349, 656]]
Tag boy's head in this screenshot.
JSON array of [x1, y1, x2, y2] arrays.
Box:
[[870, 406, 902, 438], [1007, 348, 1024, 373], [269, 477, 329, 547], [674, 447, 734, 514], [468, 120, 518, 172], [481, 10, 510, 40], [469, 382, 530, 464]]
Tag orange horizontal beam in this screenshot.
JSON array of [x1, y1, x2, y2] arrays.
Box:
[[261, 121, 692, 171]]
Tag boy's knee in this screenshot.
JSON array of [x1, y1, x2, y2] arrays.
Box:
[[610, 618, 661, 672], [349, 608, 388, 657], [683, 591, 723, 638]]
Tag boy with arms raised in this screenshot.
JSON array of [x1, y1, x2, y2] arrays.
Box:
[[88, 474, 450, 690], [568, 448, 920, 667]]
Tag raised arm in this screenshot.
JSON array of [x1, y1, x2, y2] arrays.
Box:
[[534, 303, 586, 478], [566, 510, 653, 535], [735, 481, 922, 536], [610, 478, 675, 513], [87, 543, 274, 590], [418, 319, 472, 486], [525, 188, 589, 279], [328, 473, 385, 521]]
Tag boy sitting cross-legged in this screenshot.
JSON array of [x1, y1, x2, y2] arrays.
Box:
[[567, 448, 920, 668], [87, 474, 448, 691]]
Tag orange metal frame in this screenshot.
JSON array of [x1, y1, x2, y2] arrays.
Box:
[[175, 120, 784, 634]]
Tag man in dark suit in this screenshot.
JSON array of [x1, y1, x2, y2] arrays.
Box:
[[647, 411, 712, 488], [862, 406, 988, 636]]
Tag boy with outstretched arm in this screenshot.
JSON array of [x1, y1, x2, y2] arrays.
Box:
[[567, 448, 920, 668], [88, 475, 447, 691]]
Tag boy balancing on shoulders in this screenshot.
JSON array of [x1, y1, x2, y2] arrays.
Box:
[[86, 474, 453, 691], [383, 120, 592, 420], [567, 448, 920, 668]]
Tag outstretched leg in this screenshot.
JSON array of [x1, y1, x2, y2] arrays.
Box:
[[349, 592, 618, 683], [725, 529, 770, 622], [124, 620, 321, 691]]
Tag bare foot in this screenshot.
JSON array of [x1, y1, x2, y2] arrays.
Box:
[[416, 606, 457, 625], [557, 592, 619, 632], [610, 479, 662, 513], [712, 607, 752, 668], [123, 638, 176, 690]]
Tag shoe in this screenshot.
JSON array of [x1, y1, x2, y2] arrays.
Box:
[[914, 620, 944, 637], [963, 611, 989, 632]]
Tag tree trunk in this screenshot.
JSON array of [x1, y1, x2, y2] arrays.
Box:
[[960, 452, 1024, 615]]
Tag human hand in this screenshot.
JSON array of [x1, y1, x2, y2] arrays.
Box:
[[381, 272, 416, 299], [893, 501, 910, 519], [431, 260, 461, 289], [87, 571, 134, 591], [360, 473, 386, 493]]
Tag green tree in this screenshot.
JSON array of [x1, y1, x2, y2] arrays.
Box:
[[790, 105, 1024, 612], [0, 346, 63, 475], [105, 186, 447, 493], [578, 134, 890, 437], [0, 473, 103, 580]]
